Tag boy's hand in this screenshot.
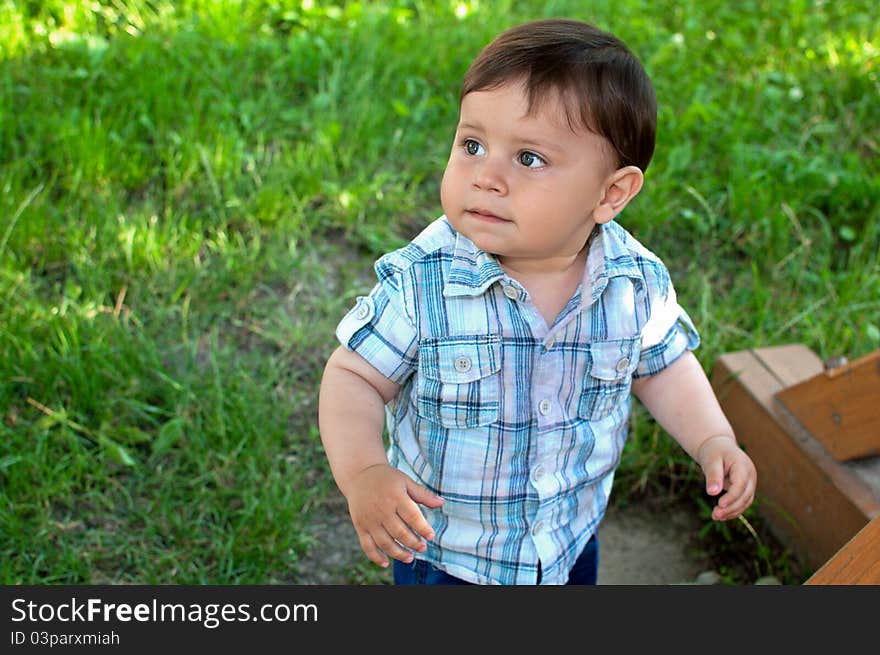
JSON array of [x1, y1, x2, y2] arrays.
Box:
[[696, 435, 757, 521], [343, 463, 444, 568]]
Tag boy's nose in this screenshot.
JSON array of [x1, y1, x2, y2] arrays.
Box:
[[472, 157, 507, 194]]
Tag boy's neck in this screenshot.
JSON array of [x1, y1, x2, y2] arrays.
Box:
[[498, 246, 590, 327], [498, 245, 588, 280]]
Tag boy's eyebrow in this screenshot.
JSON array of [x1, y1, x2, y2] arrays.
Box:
[[455, 121, 484, 132], [519, 137, 565, 154], [455, 121, 566, 153]]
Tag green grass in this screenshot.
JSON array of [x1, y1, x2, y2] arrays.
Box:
[[1, 1, 877, 585]]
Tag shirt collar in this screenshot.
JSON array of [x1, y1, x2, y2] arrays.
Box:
[[443, 225, 506, 298], [583, 222, 646, 307], [441, 219, 645, 301]]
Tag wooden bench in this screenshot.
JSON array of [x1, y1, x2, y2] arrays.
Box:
[[710, 345, 880, 583]]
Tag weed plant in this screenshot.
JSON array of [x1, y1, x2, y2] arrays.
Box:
[[1, 1, 877, 584]]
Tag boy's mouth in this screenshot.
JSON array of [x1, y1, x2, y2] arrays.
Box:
[[466, 208, 510, 223]]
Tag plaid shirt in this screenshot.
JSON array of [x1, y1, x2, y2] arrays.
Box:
[[336, 216, 699, 585]]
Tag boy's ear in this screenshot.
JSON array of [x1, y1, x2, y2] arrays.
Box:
[[593, 165, 644, 224]]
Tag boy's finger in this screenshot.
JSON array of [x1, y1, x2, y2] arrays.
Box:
[[405, 478, 444, 508], [358, 533, 390, 568], [718, 463, 753, 507], [702, 456, 725, 497], [713, 493, 744, 520], [374, 529, 416, 564], [714, 478, 755, 520], [388, 514, 428, 552], [398, 503, 436, 542]]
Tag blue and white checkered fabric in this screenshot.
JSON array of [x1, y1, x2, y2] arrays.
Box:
[[336, 216, 699, 584]]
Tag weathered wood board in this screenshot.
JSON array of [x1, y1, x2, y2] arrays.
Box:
[[804, 515, 880, 585], [710, 344, 880, 572], [776, 350, 880, 461]]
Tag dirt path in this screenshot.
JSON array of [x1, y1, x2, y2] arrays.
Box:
[[597, 500, 711, 584]]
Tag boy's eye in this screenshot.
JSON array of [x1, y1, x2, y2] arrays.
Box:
[[518, 151, 546, 168], [464, 139, 485, 156]]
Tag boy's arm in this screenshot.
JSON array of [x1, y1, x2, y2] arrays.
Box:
[[319, 345, 399, 486], [318, 346, 443, 567], [630, 350, 756, 521]]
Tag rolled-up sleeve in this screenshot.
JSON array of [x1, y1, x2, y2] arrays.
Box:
[[633, 263, 700, 379], [336, 270, 418, 385]]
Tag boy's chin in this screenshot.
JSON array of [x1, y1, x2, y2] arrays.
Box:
[[457, 228, 504, 254], [469, 239, 513, 262]]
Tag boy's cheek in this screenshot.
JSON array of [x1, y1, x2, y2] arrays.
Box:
[[439, 171, 460, 214]]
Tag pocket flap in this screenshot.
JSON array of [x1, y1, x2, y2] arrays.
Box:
[[420, 335, 502, 383], [588, 337, 641, 381]]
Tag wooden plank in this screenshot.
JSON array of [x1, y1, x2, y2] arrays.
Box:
[[710, 346, 880, 570], [804, 516, 880, 585], [776, 350, 880, 461], [752, 343, 824, 387], [717, 347, 878, 516]]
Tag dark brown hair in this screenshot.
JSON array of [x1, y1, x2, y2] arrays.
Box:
[[461, 18, 657, 171]]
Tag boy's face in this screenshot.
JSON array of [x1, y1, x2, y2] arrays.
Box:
[[440, 81, 620, 268]]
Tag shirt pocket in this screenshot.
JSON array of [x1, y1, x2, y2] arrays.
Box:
[[577, 336, 641, 421], [416, 335, 502, 428]]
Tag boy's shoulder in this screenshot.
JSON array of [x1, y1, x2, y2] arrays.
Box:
[[374, 216, 458, 278], [602, 220, 666, 267], [593, 221, 676, 299]]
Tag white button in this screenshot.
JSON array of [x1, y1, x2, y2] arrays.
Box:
[[538, 399, 552, 415], [503, 285, 519, 300], [532, 465, 545, 482], [545, 334, 556, 350], [354, 301, 370, 320], [531, 520, 546, 536], [615, 357, 631, 373], [454, 356, 472, 373]]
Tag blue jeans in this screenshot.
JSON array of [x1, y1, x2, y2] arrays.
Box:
[[393, 534, 598, 585]]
